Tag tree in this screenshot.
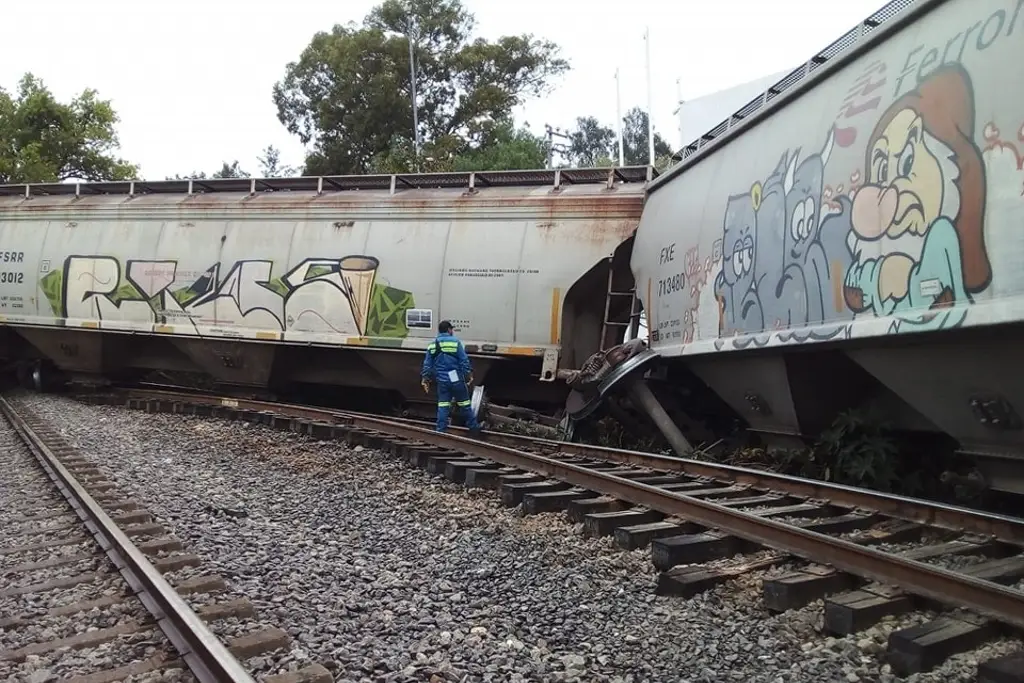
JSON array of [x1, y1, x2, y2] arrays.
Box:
[[164, 161, 246, 181], [0, 73, 137, 183], [257, 145, 296, 177], [368, 119, 546, 173], [566, 116, 615, 167], [211, 161, 248, 178], [452, 120, 547, 172], [621, 107, 671, 166], [272, 0, 569, 175], [165, 171, 208, 180]]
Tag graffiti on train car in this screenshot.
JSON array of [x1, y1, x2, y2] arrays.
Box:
[[712, 124, 856, 347], [37, 255, 419, 338], [843, 64, 991, 333], [705, 50, 1024, 350]]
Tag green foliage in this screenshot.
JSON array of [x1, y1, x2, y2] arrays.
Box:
[[726, 409, 918, 496], [620, 107, 672, 166], [256, 145, 296, 178], [590, 416, 665, 453], [166, 159, 256, 180], [0, 74, 137, 183], [556, 108, 673, 169], [565, 116, 616, 167], [450, 120, 546, 172], [272, 0, 568, 175], [212, 161, 248, 178], [815, 410, 901, 490]]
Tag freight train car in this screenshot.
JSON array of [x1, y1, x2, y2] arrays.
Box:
[[624, 0, 1024, 493], [0, 167, 652, 414]]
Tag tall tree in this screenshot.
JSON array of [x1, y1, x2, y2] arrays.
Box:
[[621, 107, 671, 167], [165, 162, 247, 180], [452, 120, 547, 172], [566, 116, 615, 167], [256, 145, 295, 177], [369, 119, 546, 173], [272, 0, 569, 175], [0, 74, 137, 183], [211, 161, 247, 178]]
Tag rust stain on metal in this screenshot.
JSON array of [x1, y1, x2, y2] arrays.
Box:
[[0, 185, 648, 221]]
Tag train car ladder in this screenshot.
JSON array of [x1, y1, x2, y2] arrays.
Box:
[[600, 257, 643, 351]]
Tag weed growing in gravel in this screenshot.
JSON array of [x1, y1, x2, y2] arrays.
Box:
[[519, 408, 989, 508]]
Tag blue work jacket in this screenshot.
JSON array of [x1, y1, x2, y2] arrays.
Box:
[[421, 333, 472, 383]]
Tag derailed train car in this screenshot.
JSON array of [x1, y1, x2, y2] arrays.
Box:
[[625, 0, 1024, 493], [0, 167, 651, 413]]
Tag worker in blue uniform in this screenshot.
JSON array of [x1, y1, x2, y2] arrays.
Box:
[[421, 320, 482, 434]]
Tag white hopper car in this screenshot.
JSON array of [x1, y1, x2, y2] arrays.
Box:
[[0, 167, 652, 413], [622, 0, 1024, 493]]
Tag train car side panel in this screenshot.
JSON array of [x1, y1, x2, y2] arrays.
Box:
[[516, 211, 640, 349], [0, 217, 49, 325], [633, 0, 1024, 357], [440, 218, 526, 343], [359, 217, 452, 343], [151, 218, 232, 337]]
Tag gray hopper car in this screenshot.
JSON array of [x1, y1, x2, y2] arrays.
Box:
[[0, 167, 652, 413], [620, 0, 1024, 494]]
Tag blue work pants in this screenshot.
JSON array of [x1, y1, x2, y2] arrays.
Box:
[[435, 379, 479, 432]]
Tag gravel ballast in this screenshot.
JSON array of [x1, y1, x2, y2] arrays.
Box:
[[17, 393, 1024, 683]]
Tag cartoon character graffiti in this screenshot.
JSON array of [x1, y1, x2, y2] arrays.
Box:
[[713, 125, 855, 347], [715, 191, 764, 336], [39, 254, 417, 338], [842, 64, 991, 333]]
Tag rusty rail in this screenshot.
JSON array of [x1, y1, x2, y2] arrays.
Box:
[[0, 397, 256, 683], [108, 387, 1024, 631], [120, 387, 1024, 546]]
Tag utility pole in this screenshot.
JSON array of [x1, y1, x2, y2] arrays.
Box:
[[644, 27, 655, 167], [408, 18, 422, 169], [544, 124, 572, 169], [615, 68, 625, 167], [673, 77, 686, 151]]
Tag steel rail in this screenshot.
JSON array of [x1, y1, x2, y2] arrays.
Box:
[[0, 397, 256, 683], [338, 415, 1024, 630], [117, 387, 1024, 546], [439, 422, 1024, 546], [108, 388, 1024, 630]]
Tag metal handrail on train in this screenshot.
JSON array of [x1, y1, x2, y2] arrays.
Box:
[[0, 165, 657, 200], [665, 0, 923, 176]]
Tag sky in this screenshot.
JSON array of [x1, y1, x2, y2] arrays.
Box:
[[1, 0, 890, 180]]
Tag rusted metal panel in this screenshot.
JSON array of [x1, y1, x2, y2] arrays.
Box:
[[0, 186, 647, 220]]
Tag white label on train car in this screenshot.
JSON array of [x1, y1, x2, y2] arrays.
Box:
[[220, 399, 239, 408]]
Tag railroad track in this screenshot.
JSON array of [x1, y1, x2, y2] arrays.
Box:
[[0, 396, 332, 683], [79, 386, 1024, 680]]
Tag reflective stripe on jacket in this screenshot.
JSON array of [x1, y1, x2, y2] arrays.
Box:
[[421, 332, 472, 381]]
